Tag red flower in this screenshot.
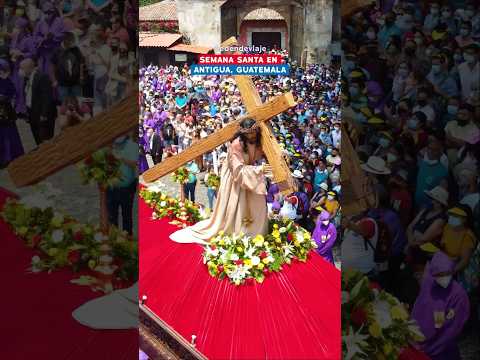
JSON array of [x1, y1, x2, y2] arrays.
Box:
[[32, 234, 42, 247], [351, 307, 367, 326], [263, 268, 269, 275], [217, 265, 224, 273], [234, 259, 243, 265], [259, 251, 268, 259], [211, 245, 216, 250], [67, 250, 81, 264], [369, 281, 382, 290], [287, 233, 293, 242], [74, 231, 84, 242]]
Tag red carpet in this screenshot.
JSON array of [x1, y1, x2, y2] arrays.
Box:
[[0, 188, 137, 359], [139, 198, 341, 359]]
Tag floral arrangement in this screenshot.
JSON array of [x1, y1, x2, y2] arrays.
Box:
[[206, 173, 221, 189], [172, 166, 190, 184], [139, 20, 179, 33], [140, 187, 203, 227], [1, 199, 137, 287], [78, 149, 122, 188], [203, 218, 317, 285], [341, 268, 425, 360]]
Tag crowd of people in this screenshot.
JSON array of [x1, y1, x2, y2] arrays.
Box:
[[139, 52, 342, 265], [0, 0, 137, 169], [342, 2, 479, 359]]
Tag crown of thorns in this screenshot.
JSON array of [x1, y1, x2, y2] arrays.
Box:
[[239, 120, 260, 134]]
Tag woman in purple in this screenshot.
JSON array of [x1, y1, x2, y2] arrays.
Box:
[[34, 2, 66, 80], [0, 60, 24, 167], [312, 211, 337, 264], [10, 18, 36, 115], [411, 251, 470, 360]]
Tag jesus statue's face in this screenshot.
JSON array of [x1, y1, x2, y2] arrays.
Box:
[[245, 132, 258, 145]]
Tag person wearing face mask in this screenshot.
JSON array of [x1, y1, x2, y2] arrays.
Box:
[[378, 12, 401, 49], [441, 5, 457, 35], [10, 18, 36, 115], [444, 103, 480, 161], [51, 31, 85, 103], [312, 211, 337, 264], [458, 169, 479, 213], [440, 97, 460, 127], [34, 2, 66, 79], [107, 16, 130, 45], [413, 88, 436, 124], [440, 205, 476, 276], [26, 0, 41, 23], [411, 251, 470, 360], [392, 61, 410, 102], [414, 136, 448, 209], [404, 111, 428, 149], [424, 3, 441, 34], [455, 21, 474, 48], [427, 54, 459, 98], [457, 43, 480, 101]]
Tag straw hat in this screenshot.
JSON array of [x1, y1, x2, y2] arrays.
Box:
[[292, 170, 304, 178], [424, 186, 449, 206], [361, 156, 391, 175]]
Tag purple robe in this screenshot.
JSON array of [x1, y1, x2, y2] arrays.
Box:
[[412, 252, 470, 360], [34, 17, 66, 77], [312, 216, 337, 263], [138, 135, 149, 174], [0, 77, 24, 165], [10, 32, 36, 114]]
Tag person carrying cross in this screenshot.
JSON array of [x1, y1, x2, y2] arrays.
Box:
[[170, 118, 273, 245]]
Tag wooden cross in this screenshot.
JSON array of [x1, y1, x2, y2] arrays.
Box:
[[7, 94, 137, 187], [141, 38, 298, 195]]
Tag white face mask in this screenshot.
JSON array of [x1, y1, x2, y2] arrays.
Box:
[[327, 195, 334, 201], [435, 275, 452, 288], [322, 220, 330, 226]]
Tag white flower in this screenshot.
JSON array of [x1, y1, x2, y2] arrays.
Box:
[[279, 227, 287, 233], [343, 326, 368, 360], [94, 232, 104, 242], [373, 300, 393, 329], [241, 236, 250, 249], [206, 247, 219, 257], [51, 229, 64, 243], [230, 253, 239, 261], [251, 256, 261, 266], [160, 201, 166, 207], [32, 256, 41, 264], [295, 231, 304, 243], [228, 265, 250, 283], [152, 212, 159, 220], [266, 255, 274, 263], [341, 291, 350, 304], [283, 243, 295, 257], [52, 212, 64, 224], [244, 246, 256, 258]]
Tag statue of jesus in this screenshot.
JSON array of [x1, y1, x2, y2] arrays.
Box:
[[170, 118, 273, 244]]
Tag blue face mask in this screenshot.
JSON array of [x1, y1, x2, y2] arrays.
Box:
[[407, 118, 418, 130], [378, 138, 391, 148], [447, 105, 458, 115], [448, 216, 462, 227]]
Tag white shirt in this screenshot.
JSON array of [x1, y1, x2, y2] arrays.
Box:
[[445, 121, 480, 144], [341, 219, 378, 274], [25, 68, 37, 109], [458, 61, 480, 100], [460, 193, 480, 212]]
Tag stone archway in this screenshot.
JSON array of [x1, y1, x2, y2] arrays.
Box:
[[239, 8, 288, 51]]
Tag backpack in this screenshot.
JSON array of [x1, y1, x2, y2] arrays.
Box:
[[364, 213, 393, 264], [56, 48, 82, 86]]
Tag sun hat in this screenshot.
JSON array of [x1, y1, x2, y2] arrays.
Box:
[[424, 186, 449, 206], [319, 182, 329, 191], [361, 156, 391, 175], [292, 170, 304, 178]]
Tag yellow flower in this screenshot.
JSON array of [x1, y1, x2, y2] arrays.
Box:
[[294, 241, 300, 247], [218, 230, 224, 236], [262, 258, 270, 264], [275, 238, 281, 244], [383, 343, 393, 355], [253, 235, 264, 247], [48, 248, 59, 256], [219, 240, 225, 246], [272, 230, 280, 238], [369, 322, 382, 338], [304, 232, 311, 240], [391, 305, 409, 321], [88, 259, 96, 270], [257, 263, 265, 269], [244, 259, 252, 267], [160, 194, 166, 201], [273, 224, 279, 229]]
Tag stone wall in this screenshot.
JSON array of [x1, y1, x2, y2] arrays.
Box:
[[176, 0, 226, 51], [303, 0, 333, 64]]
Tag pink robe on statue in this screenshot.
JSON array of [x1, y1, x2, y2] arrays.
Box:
[[170, 138, 268, 244]]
